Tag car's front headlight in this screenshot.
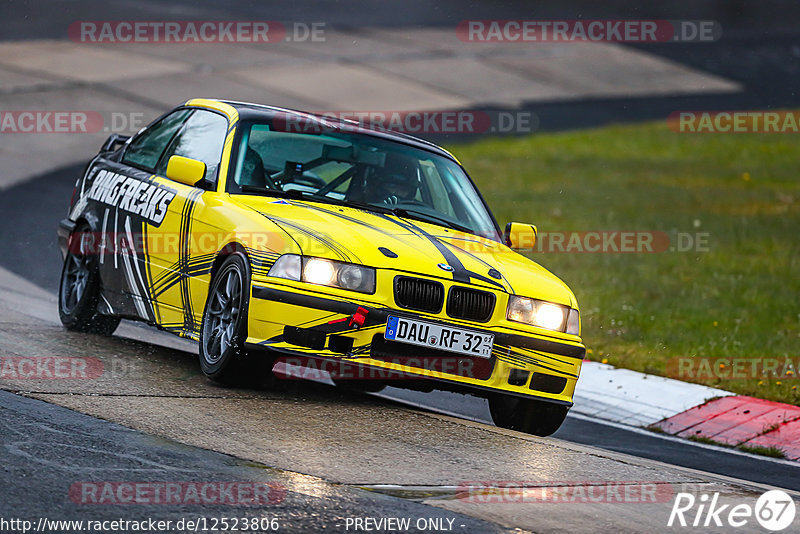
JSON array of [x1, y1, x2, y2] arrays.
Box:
[[268, 254, 376, 294], [507, 295, 579, 335]]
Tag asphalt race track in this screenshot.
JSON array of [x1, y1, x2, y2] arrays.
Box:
[[1, 163, 799, 533], [3, 1, 800, 532], [0, 391, 507, 533], [0, 280, 793, 533]]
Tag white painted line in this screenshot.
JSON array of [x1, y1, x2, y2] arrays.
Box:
[[572, 361, 734, 426]]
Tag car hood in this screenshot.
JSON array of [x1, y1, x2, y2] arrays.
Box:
[[233, 196, 577, 308]]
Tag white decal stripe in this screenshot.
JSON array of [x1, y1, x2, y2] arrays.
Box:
[[99, 208, 109, 265], [99, 293, 114, 315], [122, 216, 149, 319], [112, 207, 119, 269]]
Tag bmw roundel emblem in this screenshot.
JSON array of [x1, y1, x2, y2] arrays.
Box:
[[437, 263, 454, 272]]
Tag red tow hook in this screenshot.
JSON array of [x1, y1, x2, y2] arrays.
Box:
[[349, 307, 368, 329], [327, 306, 369, 329]]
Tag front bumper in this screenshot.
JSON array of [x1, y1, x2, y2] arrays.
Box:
[[246, 282, 585, 406]]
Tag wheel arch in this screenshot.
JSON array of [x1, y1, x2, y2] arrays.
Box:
[[71, 216, 94, 232], [67, 217, 100, 263], [209, 241, 251, 282]]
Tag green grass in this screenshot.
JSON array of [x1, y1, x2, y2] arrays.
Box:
[[448, 120, 800, 405], [737, 444, 787, 459], [686, 437, 786, 459]]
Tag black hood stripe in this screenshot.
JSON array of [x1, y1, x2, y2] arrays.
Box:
[[440, 239, 514, 294], [372, 213, 471, 283], [294, 202, 398, 238], [257, 211, 359, 263], [385, 216, 505, 290]]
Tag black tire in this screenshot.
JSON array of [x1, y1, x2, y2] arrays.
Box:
[[488, 394, 569, 436], [199, 253, 260, 385], [58, 223, 120, 336]]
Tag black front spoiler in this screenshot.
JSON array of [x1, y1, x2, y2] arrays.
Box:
[[244, 341, 574, 407]]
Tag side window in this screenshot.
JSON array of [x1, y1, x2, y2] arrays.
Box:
[[231, 124, 358, 195], [122, 109, 193, 170], [157, 110, 229, 184]]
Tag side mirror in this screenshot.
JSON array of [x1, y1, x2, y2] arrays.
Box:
[[166, 155, 207, 187], [504, 222, 537, 250], [100, 133, 130, 152]]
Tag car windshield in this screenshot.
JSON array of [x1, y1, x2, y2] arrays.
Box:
[[229, 120, 500, 240]]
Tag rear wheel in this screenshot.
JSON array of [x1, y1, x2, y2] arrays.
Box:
[[199, 253, 263, 385], [488, 394, 568, 436], [58, 223, 120, 336]]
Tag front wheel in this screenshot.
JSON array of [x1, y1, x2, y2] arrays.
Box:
[[488, 394, 568, 436], [58, 223, 120, 336], [199, 253, 261, 385]]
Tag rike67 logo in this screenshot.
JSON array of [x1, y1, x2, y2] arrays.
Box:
[[668, 490, 796, 531]]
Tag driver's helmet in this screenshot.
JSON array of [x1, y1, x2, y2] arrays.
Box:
[[369, 152, 419, 204]]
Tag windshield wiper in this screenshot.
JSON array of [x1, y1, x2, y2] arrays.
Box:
[[240, 185, 305, 198], [239, 185, 345, 206], [391, 208, 474, 234], [337, 199, 394, 214], [334, 199, 473, 233]]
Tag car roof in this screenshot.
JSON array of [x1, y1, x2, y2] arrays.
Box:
[[186, 98, 460, 163]]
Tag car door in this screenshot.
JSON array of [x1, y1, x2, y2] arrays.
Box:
[[143, 109, 230, 340], [81, 108, 192, 321]]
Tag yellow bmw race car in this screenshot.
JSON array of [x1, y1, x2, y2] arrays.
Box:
[[57, 98, 585, 436]]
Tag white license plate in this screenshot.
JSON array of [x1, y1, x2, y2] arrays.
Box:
[[384, 316, 494, 358]]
